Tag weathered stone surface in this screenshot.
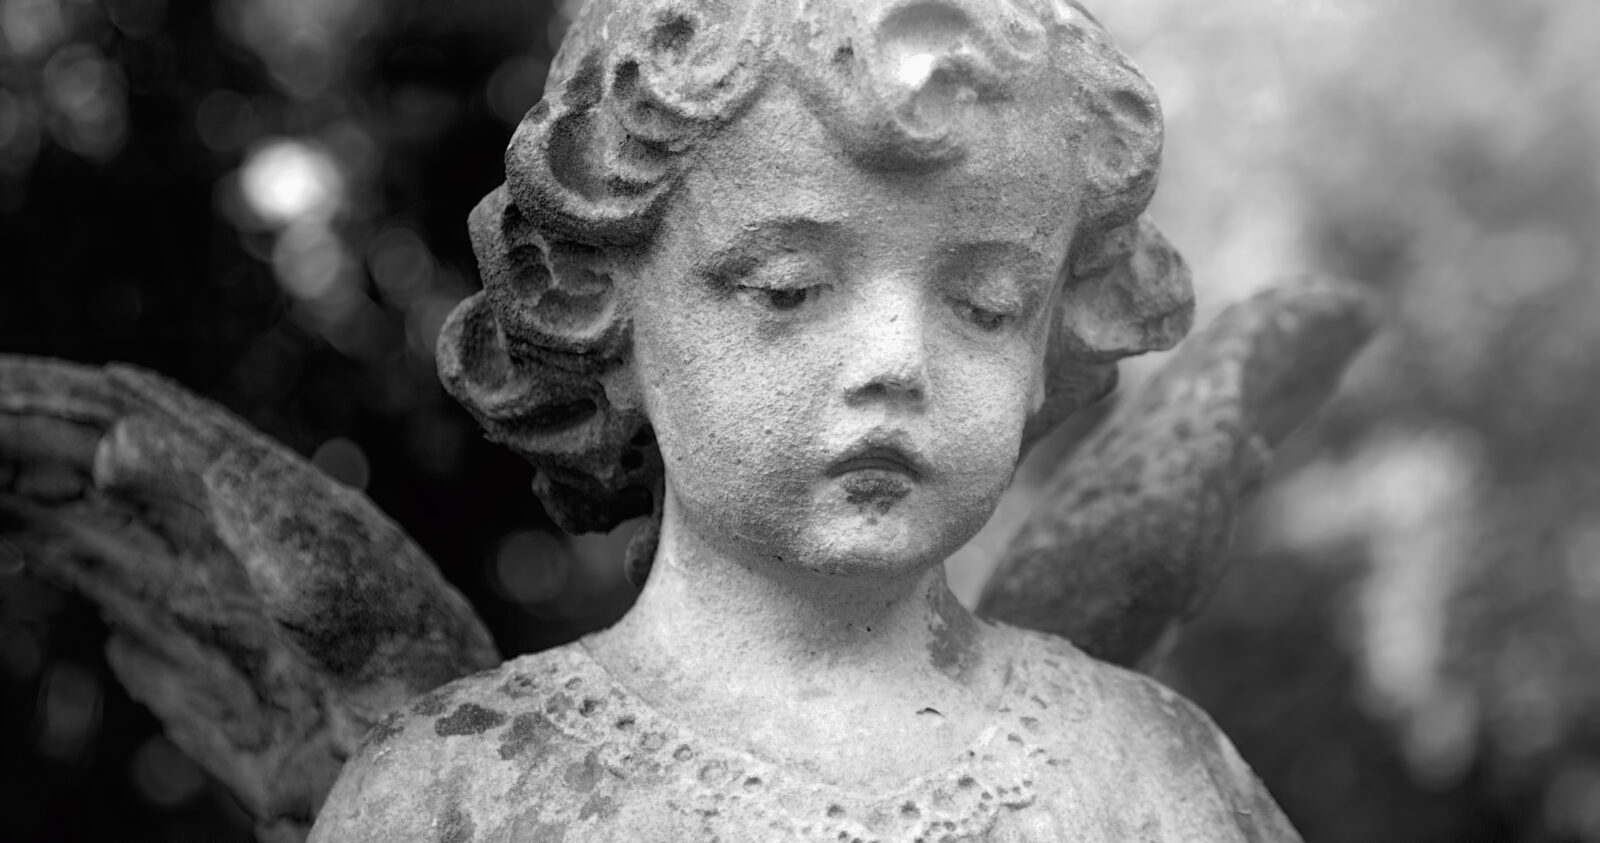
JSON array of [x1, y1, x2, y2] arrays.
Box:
[[0, 357, 499, 843], [312, 624, 1297, 842], [979, 278, 1378, 667], [0, 0, 1372, 837], [438, 0, 1192, 556], [322, 0, 1319, 838]]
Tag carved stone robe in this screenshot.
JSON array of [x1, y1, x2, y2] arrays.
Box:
[[310, 624, 1300, 842]]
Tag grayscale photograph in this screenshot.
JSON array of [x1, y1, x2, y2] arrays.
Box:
[[2, 0, 1597, 840]]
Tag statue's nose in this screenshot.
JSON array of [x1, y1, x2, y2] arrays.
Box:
[[841, 285, 929, 408]]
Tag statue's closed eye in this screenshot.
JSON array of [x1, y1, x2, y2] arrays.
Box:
[[741, 286, 815, 311], [948, 298, 1011, 331], [714, 249, 833, 315], [935, 244, 1047, 336]]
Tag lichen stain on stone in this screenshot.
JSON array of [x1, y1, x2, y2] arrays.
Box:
[[439, 803, 475, 843], [578, 794, 618, 822], [1118, 452, 1147, 478], [1135, 815, 1164, 840], [1161, 712, 1212, 773], [435, 702, 509, 737], [359, 710, 406, 752], [926, 584, 978, 675], [509, 809, 567, 843], [499, 711, 559, 761], [500, 673, 538, 699], [411, 689, 451, 717], [545, 691, 575, 716], [841, 475, 909, 514], [564, 749, 603, 792]]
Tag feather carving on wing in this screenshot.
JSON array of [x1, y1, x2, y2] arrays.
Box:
[[0, 358, 500, 843]]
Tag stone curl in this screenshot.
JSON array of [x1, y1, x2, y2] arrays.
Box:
[[439, 0, 1192, 543]]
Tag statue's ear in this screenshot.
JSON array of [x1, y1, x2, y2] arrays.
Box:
[[1022, 215, 1191, 450], [1060, 215, 1193, 362]]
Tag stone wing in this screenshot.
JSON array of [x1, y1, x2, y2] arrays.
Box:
[[979, 278, 1377, 668], [0, 357, 500, 843]]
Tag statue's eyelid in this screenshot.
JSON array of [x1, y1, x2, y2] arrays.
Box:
[[949, 299, 1013, 331], [706, 247, 834, 294], [941, 269, 1034, 316], [700, 218, 843, 281], [936, 244, 1048, 307]]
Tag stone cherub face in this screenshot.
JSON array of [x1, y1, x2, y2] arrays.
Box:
[[302, 3, 1319, 839], [439, 0, 1194, 581], [632, 83, 1085, 578]]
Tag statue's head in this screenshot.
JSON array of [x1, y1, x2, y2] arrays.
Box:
[[440, 0, 1191, 581]]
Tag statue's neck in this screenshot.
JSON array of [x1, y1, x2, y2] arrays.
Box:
[[630, 518, 979, 680], [584, 494, 1007, 777]]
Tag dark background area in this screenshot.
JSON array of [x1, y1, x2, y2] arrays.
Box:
[[3, 0, 1600, 840], [2, 1, 637, 838]]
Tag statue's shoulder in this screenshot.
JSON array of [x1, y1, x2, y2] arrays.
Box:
[[310, 641, 692, 842], [997, 626, 1305, 841], [1001, 625, 1242, 758]]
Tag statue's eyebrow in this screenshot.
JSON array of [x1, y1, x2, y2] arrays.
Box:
[[695, 217, 843, 280], [941, 239, 1051, 269]]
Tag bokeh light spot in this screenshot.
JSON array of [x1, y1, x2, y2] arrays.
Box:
[[493, 530, 570, 605], [41, 44, 128, 161], [406, 291, 462, 361], [317, 296, 399, 361], [311, 437, 370, 490], [271, 221, 348, 300], [368, 226, 433, 304], [239, 138, 343, 227], [487, 55, 549, 125], [35, 660, 103, 762], [130, 735, 206, 807], [2, 0, 69, 59], [1545, 764, 1600, 839]]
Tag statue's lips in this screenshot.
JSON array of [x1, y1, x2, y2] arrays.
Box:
[[825, 446, 923, 480]]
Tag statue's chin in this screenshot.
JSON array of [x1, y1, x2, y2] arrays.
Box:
[[741, 500, 993, 585], [662, 470, 1001, 584]]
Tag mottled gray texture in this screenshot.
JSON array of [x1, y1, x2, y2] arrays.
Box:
[[313, 625, 1298, 843], [0, 357, 499, 843]]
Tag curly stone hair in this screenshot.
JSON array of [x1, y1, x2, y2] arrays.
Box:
[[439, 0, 1193, 575]]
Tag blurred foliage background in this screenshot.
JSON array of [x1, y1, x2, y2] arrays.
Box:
[[1, 0, 1597, 840]]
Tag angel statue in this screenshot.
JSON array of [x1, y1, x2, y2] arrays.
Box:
[[0, 0, 1376, 839]]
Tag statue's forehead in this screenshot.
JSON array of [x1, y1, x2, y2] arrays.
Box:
[[671, 83, 1085, 252]]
